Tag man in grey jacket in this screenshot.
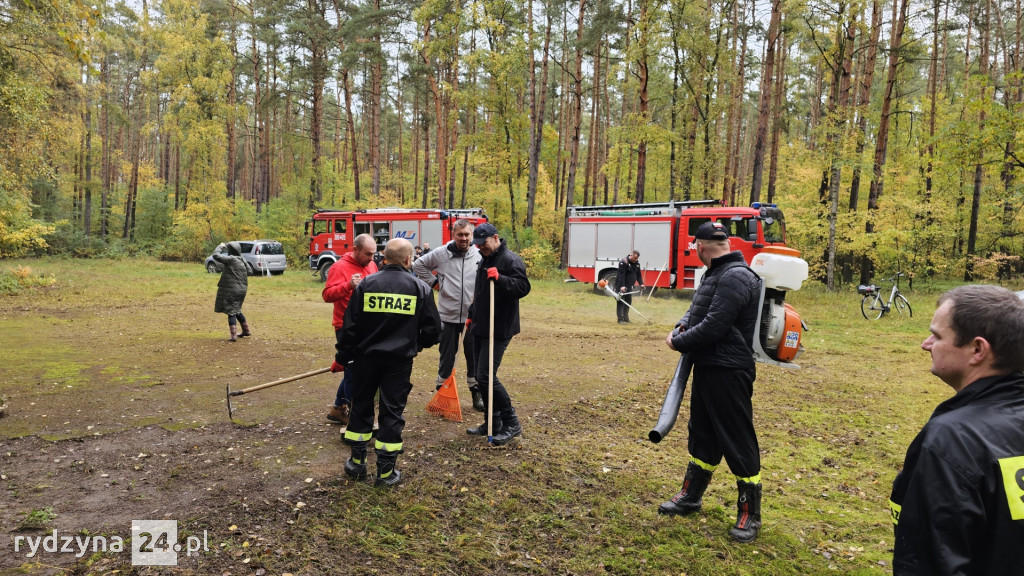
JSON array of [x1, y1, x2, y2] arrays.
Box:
[[413, 219, 485, 411]]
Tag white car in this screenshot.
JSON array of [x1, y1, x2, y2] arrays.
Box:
[[205, 240, 287, 275]]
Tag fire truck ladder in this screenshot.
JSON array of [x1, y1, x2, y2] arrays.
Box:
[[567, 199, 719, 218]]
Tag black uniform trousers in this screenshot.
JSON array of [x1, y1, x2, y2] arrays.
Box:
[[437, 321, 476, 387], [347, 354, 414, 453], [617, 293, 633, 321], [687, 364, 760, 479], [472, 335, 513, 417]]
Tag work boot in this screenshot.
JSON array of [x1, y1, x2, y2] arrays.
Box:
[[658, 461, 713, 516], [491, 408, 522, 446], [239, 322, 251, 337], [345, 443, 368, 479], [374, 453, 401, 488], [467, 413, 502, 436], [327, 404, 350, 425], [728, 481, 762, 543], [435, 375, 445, 391], [228, 325, 238, 342], [470, 387, 486, 412]]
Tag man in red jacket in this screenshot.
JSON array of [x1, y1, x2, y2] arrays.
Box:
[[323, 234, 378, 425]]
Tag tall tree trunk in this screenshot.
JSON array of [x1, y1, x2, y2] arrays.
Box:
[[825, 4, 856, 290], [83, 68, 93, 237], [370, 11, 383, 197], [749, 0, 781, 204], [527, 3, 550, 225], [965, 0, 990, 280], [633, 0, 651, 204], [862, 0, 909, 285], [849, 0, 881, 211], [560, 0, 586, 268], [310, 30, 326, 208], [226, 7, 239, 200], [422, 114, 430, 208], [766, 18, 788, 203], [342, 68, 359, 201], [100, 54, 110, 238]]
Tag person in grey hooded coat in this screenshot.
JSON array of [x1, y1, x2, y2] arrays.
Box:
[[213, 242, 251, 342]]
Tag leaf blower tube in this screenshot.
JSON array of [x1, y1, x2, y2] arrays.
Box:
[[648, 354, 693, 443]]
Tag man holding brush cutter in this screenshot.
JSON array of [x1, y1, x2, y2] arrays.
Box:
[[334, 238, 441, 487], [464, 223, 531, 446], [615, 250, 644, 324]]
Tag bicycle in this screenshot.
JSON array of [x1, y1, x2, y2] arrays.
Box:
[[858, 272, 912, 320]]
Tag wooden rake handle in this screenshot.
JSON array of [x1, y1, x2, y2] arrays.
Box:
[[229, 367, 332, 397]]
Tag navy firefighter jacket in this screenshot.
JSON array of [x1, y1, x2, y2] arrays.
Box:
[[890, 372, 1024, 576], [336, 264, 441, 363]]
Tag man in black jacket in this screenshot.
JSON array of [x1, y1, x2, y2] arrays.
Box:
[[890, 285, 1024, 575], [658, 221, 764, 543], [615, 250, 644, 323], [334, 238, 442, 487], [465, 223, 532, 446]]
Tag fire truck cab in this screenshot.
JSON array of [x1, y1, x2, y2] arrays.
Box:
[[305, 208, 488, 281], [566, 200, 789, 290]]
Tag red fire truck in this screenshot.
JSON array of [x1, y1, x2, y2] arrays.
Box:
[[566, 200, 790, 290], [305, 208, 488, 280]]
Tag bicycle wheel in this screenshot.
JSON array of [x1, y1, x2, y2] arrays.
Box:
[[893, 294, 912, 317], [862, 294, 884, 320]]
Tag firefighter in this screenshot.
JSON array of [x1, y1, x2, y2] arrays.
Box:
[[212, 242, 251, 342], [333, 238, 441, 487], [413, 219, 484, 411], [323, 234, 378, 426], [660, 221, 764, 543], [465, 223, 532, 446], [890, 285, 1024, 575], [615, 250, 644, 324]]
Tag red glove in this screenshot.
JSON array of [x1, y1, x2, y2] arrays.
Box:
[[487, 267, 499, 281], [465, 318, 472, 328], [330, 360, 345, 373]]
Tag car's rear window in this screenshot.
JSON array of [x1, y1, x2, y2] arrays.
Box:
[[258, 242, 284, 255]]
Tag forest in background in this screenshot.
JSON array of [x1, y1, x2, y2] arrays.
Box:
[[1, 0, 1022, 287]]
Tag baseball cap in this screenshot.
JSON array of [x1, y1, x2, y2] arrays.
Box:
[[472, 222, 499, 245], [694, 221, 729, 241]]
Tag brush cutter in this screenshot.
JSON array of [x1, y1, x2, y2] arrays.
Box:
[[597, 279, 651, 322], [226, 367, 331, 421]]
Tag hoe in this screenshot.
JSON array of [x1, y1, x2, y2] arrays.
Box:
[[226, 367, 331, 421]]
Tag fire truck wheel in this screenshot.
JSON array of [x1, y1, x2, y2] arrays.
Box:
[[319, 262, 333, 283]]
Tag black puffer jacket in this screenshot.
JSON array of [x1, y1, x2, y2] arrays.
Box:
[[468, 240, 531, 340], [890, 373, 1024, 576], [669, 251, 760, 369]]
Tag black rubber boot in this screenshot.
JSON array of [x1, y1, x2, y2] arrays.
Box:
[[491, 408, 522, 446], [467, 410, 501, 436], [239, 322, 251, 337], [344, 442, 368, 479], [470, 388, 486, 412], [374, 452, 401, 488], [658, 461, 713, 516], [728, 481, 762, 543]]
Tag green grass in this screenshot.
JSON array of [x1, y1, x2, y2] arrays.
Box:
[[3, 256, 1021, 574]]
